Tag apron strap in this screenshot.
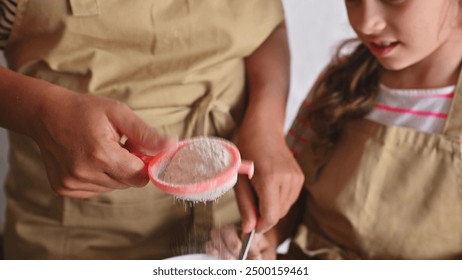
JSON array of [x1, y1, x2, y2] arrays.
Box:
[[442, 69, 462, 141]]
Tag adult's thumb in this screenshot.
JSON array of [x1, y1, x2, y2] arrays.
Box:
[[110, 106, 178, 154], [235, 179, 259, 234]]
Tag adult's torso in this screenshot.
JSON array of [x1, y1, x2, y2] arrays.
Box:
[[2, 0, 284, 259], [4, 0, 284, 137]]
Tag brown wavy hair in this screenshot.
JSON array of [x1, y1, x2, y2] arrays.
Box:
[[306, 39, 382, 148]]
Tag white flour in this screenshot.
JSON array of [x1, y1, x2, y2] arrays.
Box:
[[160, 138, 231, 185]]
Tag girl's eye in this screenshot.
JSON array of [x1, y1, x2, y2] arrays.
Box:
[[382, 0, 406, 4]]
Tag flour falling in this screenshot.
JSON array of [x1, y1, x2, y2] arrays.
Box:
[[160, 137, 231, 185]]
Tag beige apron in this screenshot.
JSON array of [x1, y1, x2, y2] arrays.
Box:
[[3, 0, 283, 259], [291, 72, 462, 260]]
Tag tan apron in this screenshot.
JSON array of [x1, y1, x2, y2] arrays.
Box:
[[290, 72, 462, 260], [3, 0, 284, 259]]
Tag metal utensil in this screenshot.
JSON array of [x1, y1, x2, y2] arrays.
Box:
[[238, 229, 255, 260]]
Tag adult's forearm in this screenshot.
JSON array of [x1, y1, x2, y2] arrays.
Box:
[[0, 66, 57, 138], [236, 22, 304, 234], [243, 22, 290, 136]]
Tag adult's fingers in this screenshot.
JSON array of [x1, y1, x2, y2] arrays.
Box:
[[253, 176, 280, 233], [44, 155, 114, 197], [234, 178, 259, 234], [109, 102, 177, 154], [41, 148, 133, 197], [100, 142, 150, 187]]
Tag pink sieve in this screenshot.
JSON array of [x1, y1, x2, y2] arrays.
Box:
[[135, 137, 254, 202]]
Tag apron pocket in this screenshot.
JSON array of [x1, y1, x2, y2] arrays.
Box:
[[61, 187, 189, 231]]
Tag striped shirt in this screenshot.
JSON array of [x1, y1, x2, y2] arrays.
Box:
[[366, 84, 455, 134], [288, 84, 455, 156], [0, 0, 18, 49]]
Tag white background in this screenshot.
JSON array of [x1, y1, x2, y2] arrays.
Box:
[[0, 1, 354, 233]]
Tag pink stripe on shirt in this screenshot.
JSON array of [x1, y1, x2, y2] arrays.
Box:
[[375, 104, 448, 119], [288, 128, 309, 144]]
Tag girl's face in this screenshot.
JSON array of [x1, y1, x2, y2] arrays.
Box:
[[345, 0, 461, 71]]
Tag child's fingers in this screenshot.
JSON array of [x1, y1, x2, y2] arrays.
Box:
[[247, 233, 277, 260], [206, 225, 245, 259], [219, 225, 242, 255]]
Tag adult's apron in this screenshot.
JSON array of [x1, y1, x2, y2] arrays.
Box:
[[2, 0, 284, 259], [290, 71, 462, 260]]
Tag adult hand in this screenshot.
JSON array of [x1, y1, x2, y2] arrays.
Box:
[[235, 131, 304, 234], [30, 86, 177, 199], [235, 22, 304, 234], [205, 224, 277, 260]]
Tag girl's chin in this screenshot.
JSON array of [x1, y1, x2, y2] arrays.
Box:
[[376, 58, 410, 72]]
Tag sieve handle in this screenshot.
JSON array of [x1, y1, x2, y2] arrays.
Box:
[[132, 152, 155, 166], [238, 160, 254, 179]]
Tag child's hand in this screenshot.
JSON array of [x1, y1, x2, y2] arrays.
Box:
[[205, 224, 277, 260]]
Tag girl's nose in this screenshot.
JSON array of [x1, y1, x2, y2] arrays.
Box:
[[355, 4, 386, 36]]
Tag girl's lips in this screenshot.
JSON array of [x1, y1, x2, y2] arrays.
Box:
[[368, 41, 399, 57]]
